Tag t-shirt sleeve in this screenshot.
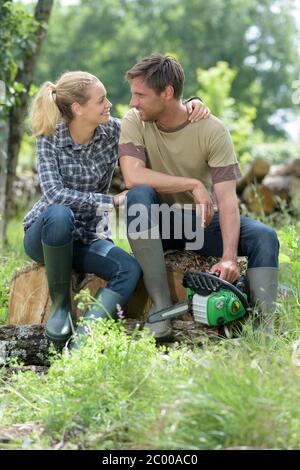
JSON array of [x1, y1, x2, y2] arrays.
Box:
[[118, 110, 146, 163], [207, 126, 241, 184]]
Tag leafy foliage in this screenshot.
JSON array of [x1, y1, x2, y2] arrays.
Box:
[[33, 0, 300, 135], [0, 1, 39, 117], [196, 61, 261, 166]]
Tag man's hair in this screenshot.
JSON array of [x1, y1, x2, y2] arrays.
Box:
[[125, 53, 185, 99]]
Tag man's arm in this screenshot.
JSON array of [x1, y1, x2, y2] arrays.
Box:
[[210, 180, 241, 282], [120, 155, 214, 226]]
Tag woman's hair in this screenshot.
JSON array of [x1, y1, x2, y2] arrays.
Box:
[[30, 71, 99, 137]]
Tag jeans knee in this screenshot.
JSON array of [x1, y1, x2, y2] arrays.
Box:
[[257, 226, 279, 251], [44, 204, 74, 223], [43, 205, 74, 245], [126, 186, 160, 232], [248, 225, 279, 268], [126, 185, 157, 208]]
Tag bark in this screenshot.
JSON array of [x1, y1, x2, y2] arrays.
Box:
[[0, 120, 8, 245], [0, 320, 222, 367], [4, 0, 54, 239], [0, 324, 51, 366]]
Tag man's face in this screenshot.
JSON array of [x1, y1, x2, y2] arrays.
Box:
[[129, 78, 165, 121]]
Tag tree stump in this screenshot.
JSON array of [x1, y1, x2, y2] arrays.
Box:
[[8, 251, 248, 326]]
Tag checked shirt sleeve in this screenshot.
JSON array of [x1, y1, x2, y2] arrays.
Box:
[[37, 137, 114, 212]]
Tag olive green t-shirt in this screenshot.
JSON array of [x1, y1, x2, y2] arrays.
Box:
[[118, 108, 241, 206]]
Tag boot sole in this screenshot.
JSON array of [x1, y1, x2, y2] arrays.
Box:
[[45, 328, 72, 344]]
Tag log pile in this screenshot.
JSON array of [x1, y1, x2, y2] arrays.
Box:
[[13, 157, 300, 218], [236, 158, 300, 215]]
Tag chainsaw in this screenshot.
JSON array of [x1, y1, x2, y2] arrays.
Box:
[[147, 271, 251, 332]]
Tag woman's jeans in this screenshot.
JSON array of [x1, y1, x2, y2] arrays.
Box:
[[24, 204, 142, 303], [126, 185, 279, 269]]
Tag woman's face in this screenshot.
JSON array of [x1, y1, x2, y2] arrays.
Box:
[[79, 81, 112, 126]]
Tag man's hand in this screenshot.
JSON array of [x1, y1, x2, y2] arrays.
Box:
[[192, 182, 214, 227], [114, 190, 128, 208], [186, 100, 210, 123], [210, 259, 240, 283]]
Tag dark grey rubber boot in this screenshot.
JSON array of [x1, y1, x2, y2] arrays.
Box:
[[246, 267, 278, 334], [69, 287, 124, 350], [128, 226, 172, 339], [43, 241, 74, 344]]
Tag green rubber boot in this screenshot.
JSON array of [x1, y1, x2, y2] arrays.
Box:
[[43, 241, 74, 344], [69, 287, 124, 350], [246, 267, 278, 335], [128, 226, 173, 340]]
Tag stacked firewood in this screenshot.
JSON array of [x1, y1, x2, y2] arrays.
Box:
[[236, 158, 300, 215], [13, 158, 300, 217]]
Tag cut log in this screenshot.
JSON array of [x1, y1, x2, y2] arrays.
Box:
[[268, 158, 300, 177], [262, 175, 300, 199], [8, 251, 248, 326], [0, 319, 222, 367], [7, 262, 150, 325], [236, 159, 270, 195], [241, 184, 276, 215]]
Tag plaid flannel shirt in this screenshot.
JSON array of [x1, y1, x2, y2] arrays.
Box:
[[23, 118, 121, 244]]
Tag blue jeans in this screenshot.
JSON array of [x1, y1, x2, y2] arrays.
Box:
[[126, 185, 279, 269], [24, 204, 142, 303]]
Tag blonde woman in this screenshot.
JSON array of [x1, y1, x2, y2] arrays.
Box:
[[23, 71, 207, 347]]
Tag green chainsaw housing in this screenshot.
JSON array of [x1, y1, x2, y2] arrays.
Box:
[[186, 287, 248, 326], [147, 271, 250, 327]]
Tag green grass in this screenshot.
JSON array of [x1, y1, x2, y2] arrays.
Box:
[[0, 212, 28, 325], [1, 212, 300, 450], [1, 313, 300, 450]]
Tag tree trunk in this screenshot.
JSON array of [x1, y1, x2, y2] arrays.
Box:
[[0, 119, 8, 245], [4, 0, 54, 240]]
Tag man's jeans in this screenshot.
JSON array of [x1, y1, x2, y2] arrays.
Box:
[[126, 185, 279, 269], [24, 204, 141, 303]]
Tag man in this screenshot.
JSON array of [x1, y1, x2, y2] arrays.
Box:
[[118, 53, 279, 339]]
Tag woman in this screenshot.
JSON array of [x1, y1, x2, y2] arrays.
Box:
[[23, 71, 207, 347]]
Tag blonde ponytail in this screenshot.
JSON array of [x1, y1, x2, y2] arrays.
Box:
[[31, 81, 61, 137], [30, 71, 99, 137]]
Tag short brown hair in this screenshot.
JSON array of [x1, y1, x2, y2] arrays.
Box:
[[125, 53, 185, 99]]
